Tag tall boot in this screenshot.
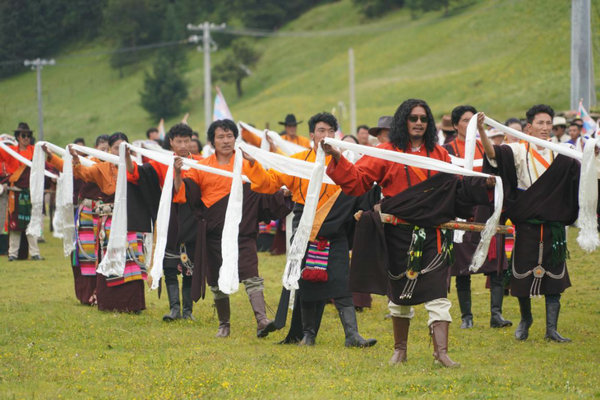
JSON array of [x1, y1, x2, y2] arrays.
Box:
[[389, 317, 409, 365], [456, 290, 473, 329], [338, 306, 377, 348], [515, 297, 533, 340], [430, 321, 460, 368], [489, 274, 512, 328], [181, 282, 194, 321], [248, 290, 276, 338], [162, 282, 181, 322], [299, 301, 318, 346], [214, 297, 230, 338], [545, 296, 571, 343]]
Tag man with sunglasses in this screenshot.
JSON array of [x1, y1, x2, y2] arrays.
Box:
[[324, 99, 494, 367], [0, 122, 43, 261]]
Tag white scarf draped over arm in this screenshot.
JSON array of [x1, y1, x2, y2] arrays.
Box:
[[577, 137, 600, 252], [218, 146, 244, 294], [323, 137, 504, 273], [96, 142, 129, 277], [239, 121, 306, 155]]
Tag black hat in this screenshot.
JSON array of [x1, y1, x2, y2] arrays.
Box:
[[278, 114, 303, 126], [368, 116, 393, 137], [14, 122, 33, 135]]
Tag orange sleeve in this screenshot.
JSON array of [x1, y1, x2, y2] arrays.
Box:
[[241, 127, 262, 147], [73, 163, 103, 185], [47, 153, 64, 172], [173, 181, 187, 203], [244, 160, 294, 194], [127, 162, 140, 184]]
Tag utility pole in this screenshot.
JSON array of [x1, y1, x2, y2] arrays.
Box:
[[24, 58, 55, 141], [570, 0, 596, 110], [188, 22, 226, 134], [348, 48, 357, 137]]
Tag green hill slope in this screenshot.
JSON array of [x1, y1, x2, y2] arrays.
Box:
[[1, 0, 599, 145]]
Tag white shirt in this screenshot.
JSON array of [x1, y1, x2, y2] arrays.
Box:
[[487, 142, 554, 190]]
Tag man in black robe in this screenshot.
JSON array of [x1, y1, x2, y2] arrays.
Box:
[[479, 104, 578, 343]]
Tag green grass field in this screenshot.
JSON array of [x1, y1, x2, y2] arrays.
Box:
[[1, 0, 599, 147], [1, 224, 599, 399]]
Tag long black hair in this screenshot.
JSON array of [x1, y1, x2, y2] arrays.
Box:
[[389, 99, 437, 152]]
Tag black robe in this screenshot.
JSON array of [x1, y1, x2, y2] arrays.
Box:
[[443, 144, 507, 277], [292, 187, 381, 302], [350, 173, 491, 305], [484, 146, 578, 297], [184, 181, 292, 301]]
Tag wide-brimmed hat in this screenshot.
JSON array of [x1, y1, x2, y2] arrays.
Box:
[[278, 114, 302, 126], [441, 115, 454, 132], [14, 122, 33, 135], [553, 116, 567, 127], [368, 116, 393, 136]]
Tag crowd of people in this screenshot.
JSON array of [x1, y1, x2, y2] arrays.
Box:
[[0, 100, 594, 368]]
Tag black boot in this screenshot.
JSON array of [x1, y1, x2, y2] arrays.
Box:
[[181, 282, 194, 321], [338, 306, 377, 348], [299, 301, 318, 346], [515, 297, 533, 340], [456, 290, 473, 329], [162, 282, 181, 322], [214, 297, 230, 338], [545, 296, 571, 343], [490, 274, 512, 328]]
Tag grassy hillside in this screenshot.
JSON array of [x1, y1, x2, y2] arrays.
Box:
[[1, 0, 600, 146]]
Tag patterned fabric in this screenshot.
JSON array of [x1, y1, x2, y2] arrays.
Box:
[[72, 202, 98, 276], [97, 215, 147, 287], [301, 238, 330, 282], [258, 220, 277, 235], [8, 189, 31, 231]]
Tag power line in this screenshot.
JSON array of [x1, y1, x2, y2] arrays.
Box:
[[0, 21, 399, 67]]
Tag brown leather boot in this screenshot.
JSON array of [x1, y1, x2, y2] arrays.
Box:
[[390, 317, 409, 365], [214, 297, 230, 338], [248, 290, 275, 338], [430, 321, 460, 368]]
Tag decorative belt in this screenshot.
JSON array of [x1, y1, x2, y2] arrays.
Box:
[[94, 202, 114, 216]]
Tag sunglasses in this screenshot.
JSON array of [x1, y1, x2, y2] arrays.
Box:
[[19, 133, 32, 138], [407, 115, 428, 123]]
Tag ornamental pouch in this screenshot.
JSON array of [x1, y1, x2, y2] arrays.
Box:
[[301, 237, 330, 282]]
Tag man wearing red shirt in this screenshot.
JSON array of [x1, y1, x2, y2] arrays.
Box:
[[325, 99, 493, 367], [0, 123, 42, 261]]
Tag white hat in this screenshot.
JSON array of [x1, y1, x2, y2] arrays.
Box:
[[486, 129, 504, 138], [553, 116, 567, 126]]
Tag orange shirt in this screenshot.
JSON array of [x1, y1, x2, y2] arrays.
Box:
[[327, 142, 451, 198], [174, 152, 253, 208], [0, 144, 34, 176], [245, 148, 339, 209], [128, 153, 202, 187], [281, 134, 311, 149], [74, 161, 118, 196], [444, 138, 485, 172]]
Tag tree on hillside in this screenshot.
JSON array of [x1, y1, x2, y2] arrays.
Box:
[[352, 0, 405, 18], [104, 0, 166, 75], [405, 0, 452, 17], [0, 0, 104, 78], [212, 39, 260, 98], [139, 4, 188, 120]]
